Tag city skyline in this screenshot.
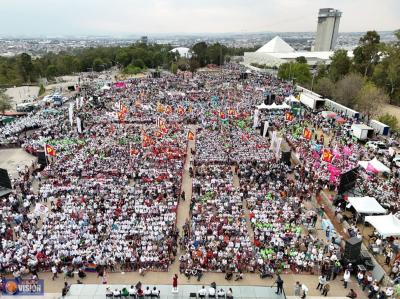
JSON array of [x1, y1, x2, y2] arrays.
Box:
[[0, 0, 399, 37]]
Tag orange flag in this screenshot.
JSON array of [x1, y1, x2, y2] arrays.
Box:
[[188, 131, 195, 140], [322, 149, 334, 163], [285, 112, 294, 121], [177, 106, 185, 116], [303, 128, 312, 140], [45, 144, 56, 157]]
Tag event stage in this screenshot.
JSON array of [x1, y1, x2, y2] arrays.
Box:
[[65, 284, 287, 299]]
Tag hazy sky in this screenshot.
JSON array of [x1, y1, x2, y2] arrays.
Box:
[[0, 0, 399, 36]]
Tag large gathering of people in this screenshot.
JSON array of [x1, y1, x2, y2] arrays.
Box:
[[0, 64, 399, 298]]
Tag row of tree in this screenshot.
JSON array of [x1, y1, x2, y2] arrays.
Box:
[[0, 41, 257, 86], [277, 30, 400, 129]]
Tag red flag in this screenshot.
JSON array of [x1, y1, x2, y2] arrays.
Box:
[[130, 147, 139, 156], [188, 131, 195, 140], [165, 105, 173, 115], [121, 105, 128, 114], [220, 111, 226, 119], [155, 130, 163, 138], [285, 112, 294, 121], [303, 128, 312, 140], [228, 109, 236, 116], [45, 144, 56, 157]]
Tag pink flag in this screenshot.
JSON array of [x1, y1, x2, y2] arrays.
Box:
[[366, 163, 379, 174]]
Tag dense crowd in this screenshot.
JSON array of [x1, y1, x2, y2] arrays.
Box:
[[0, 64, 399, 299]]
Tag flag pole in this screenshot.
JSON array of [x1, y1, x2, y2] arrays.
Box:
[[43, 144, 49, 166]]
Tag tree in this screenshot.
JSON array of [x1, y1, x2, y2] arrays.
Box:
[[378, 113, 399, 132], [314, 77, 335, 98], [92, 58, 104, 72], [116, 50, 132, 67], [46, 65, 58, 78], [207, 43, 227, 65], [278, 62, 311, 85], [189, 58, 200, 73], [192, 42, 208, 67], [334, 73, 365, 108], [355, 82, 389, 121], [315, 62, 328, 81], [17, 53, 34, 82], [132, 59, 145, 69], [329, 49, 351, 81], [395, 29, 400, 47], [170, 63, 178, 74], [295, 56, 307, 64], [353, 31, 381, 77], [38, 84, 46, 96], [372, 45, 400, 105], [0, 90, 12, 113]]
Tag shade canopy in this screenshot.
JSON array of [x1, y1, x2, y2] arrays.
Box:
[[321, 111, 337, 118], [365, 214, 400, 238], [256, 103, 270, 110], [257, 102, 291, 110], [347, 196, 386, 214], [358, 157, 391, 173]]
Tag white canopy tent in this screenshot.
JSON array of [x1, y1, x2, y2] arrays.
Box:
[[358, 157, 391, 173], [256, 103, 270, 110], [365, 214, 400, 238], [347, 196, 386, 214], [100, 85, 111, 90], [257, 103, 291, 110]]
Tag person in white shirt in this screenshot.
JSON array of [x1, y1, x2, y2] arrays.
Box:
[[128, 285, 136, 296], [217, 288, 226, 298], [144, 286, 151, 296], [208, 286, 216, 297], [151, 286, 160, 297], [343, 269, 351, 289], [301, 284, 309, 299], [198, 286, 207, 298], [112, 289, 121, 297]]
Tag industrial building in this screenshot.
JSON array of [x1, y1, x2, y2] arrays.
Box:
[[314, 8, 342, 51]]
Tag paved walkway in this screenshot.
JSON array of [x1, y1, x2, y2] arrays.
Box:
[[65, 284, 286, 299]]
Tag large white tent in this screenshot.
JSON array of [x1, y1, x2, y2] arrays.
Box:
[[347, 197, 386, 214], [365, 214, 400, 238], [358, 157, 391, 173]]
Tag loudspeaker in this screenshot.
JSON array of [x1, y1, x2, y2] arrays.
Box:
[[37, 151, 47, 166], [240, 72, 248, 80], [281, 150, 291, 166], [0, 168, 12, 189], [67, 86, 75, 91], [152, 71, 161, 78], [338, 167, 359, 194], [344, 237, 362, 262], [264, 95, 270, 105], [271, 94, 276, 102]]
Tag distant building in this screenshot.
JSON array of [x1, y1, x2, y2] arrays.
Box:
[[243, 35, 353, 67], [314, 8, 342, 52], [170, 47, 192, 59], [140, 36, 148, 44]]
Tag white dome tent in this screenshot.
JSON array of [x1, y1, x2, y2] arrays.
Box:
[[256, 36, 295, 53], [170, 47, 192, 59]]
